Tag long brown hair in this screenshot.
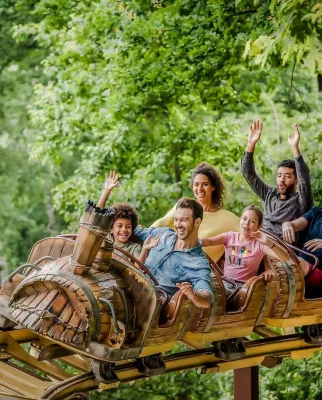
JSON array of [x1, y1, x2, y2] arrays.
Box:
[[190, 162, 226, 208]]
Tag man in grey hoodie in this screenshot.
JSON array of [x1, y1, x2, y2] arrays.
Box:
[[241, 120, 313, 245]]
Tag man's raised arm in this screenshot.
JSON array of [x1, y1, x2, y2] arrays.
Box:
[[288, 124, 314, 211], [241, 120, 271, 201]]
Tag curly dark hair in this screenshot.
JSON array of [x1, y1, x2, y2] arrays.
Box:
[[190, 162, 226, 208], [112, 203, 139, 230]]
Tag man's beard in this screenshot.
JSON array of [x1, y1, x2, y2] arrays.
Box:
[[177, 225, 195, 240], [278, 183, 296, 196]]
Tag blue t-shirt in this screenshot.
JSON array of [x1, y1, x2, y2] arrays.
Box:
[[299, 207, 322, 267]]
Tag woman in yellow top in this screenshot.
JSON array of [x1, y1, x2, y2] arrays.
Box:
[[152, 162, 239, 262]]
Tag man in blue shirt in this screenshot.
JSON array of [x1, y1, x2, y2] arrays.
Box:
[[282, 206, 322, 267], [135, 198, 213, 308]]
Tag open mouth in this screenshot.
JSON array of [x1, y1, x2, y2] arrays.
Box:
[[118, 234, 130, 240]]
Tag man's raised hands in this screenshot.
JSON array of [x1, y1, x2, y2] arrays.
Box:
[[288, 124, 301, 157], [247, 120, 263, 152]]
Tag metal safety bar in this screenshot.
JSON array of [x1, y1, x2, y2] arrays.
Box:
[[98, 297, 123, 334], [6, 256, 55, 282]]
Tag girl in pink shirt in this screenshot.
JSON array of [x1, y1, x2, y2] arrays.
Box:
[[202, 206, 289, 291]]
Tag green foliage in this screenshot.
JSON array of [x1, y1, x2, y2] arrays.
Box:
[[89, 352, 322, 400], [11, 0, 321, 231], [261, 352, 322, 400], [14, 0, 269, 227], [242, 1, 322, 73], [0, 0, 66, 271], [91, 369, 233, 400]]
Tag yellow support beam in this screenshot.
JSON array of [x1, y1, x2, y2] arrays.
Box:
[[0, 361, 51, 399], [0, 330, 320, 399]]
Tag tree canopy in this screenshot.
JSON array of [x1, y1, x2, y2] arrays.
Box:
[[10, 0, 321, 228]]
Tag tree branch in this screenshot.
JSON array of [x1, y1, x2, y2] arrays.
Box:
[[288, 57, 308, 121]]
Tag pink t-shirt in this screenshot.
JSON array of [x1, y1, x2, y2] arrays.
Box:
[[223, 231, 267, 282]]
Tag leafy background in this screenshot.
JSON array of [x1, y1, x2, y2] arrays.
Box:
[[1, 0, 322, 398]]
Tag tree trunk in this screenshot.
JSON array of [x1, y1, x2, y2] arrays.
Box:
[[174, 161, 183, 198], [318, 74, 322, 92]]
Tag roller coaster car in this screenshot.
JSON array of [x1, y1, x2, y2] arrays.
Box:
[[0, 203, 322, 369]]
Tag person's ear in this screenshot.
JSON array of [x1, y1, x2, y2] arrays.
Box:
[[195, 217, 201, 228]]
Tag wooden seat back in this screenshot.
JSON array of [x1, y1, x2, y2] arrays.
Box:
[[158, 291, 189, 327], [28, 236, 76, 265], [227, 276, 266, 311], [187, 258, 226, 334]]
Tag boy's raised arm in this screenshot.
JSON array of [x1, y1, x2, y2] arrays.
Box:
[[97, 171, 120, 209]]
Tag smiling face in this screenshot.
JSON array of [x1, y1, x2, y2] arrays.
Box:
[[111, 218, 132, 244], [174, 207, 200, 240], [192, 174, 214, 204], [276, 167, 297, 196], [240, 210, 261, 237]]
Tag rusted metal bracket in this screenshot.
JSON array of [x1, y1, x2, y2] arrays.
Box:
[[0, 344, 11, 360], [261, 356, 284, 368], [303, 323, 322, 345], [136, 353, 166, 376], [213, 338, 246, 361], [91, 360, 118, 384], [30, 341, 76, 361]]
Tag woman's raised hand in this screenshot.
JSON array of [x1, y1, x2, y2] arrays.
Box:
[[104, 170, 120, 192]]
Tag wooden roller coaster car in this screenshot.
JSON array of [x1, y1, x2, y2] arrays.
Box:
[[0, 203, 322, 399]]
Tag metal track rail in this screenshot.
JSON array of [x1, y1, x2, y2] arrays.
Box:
[[0, 329, 320, 399]]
